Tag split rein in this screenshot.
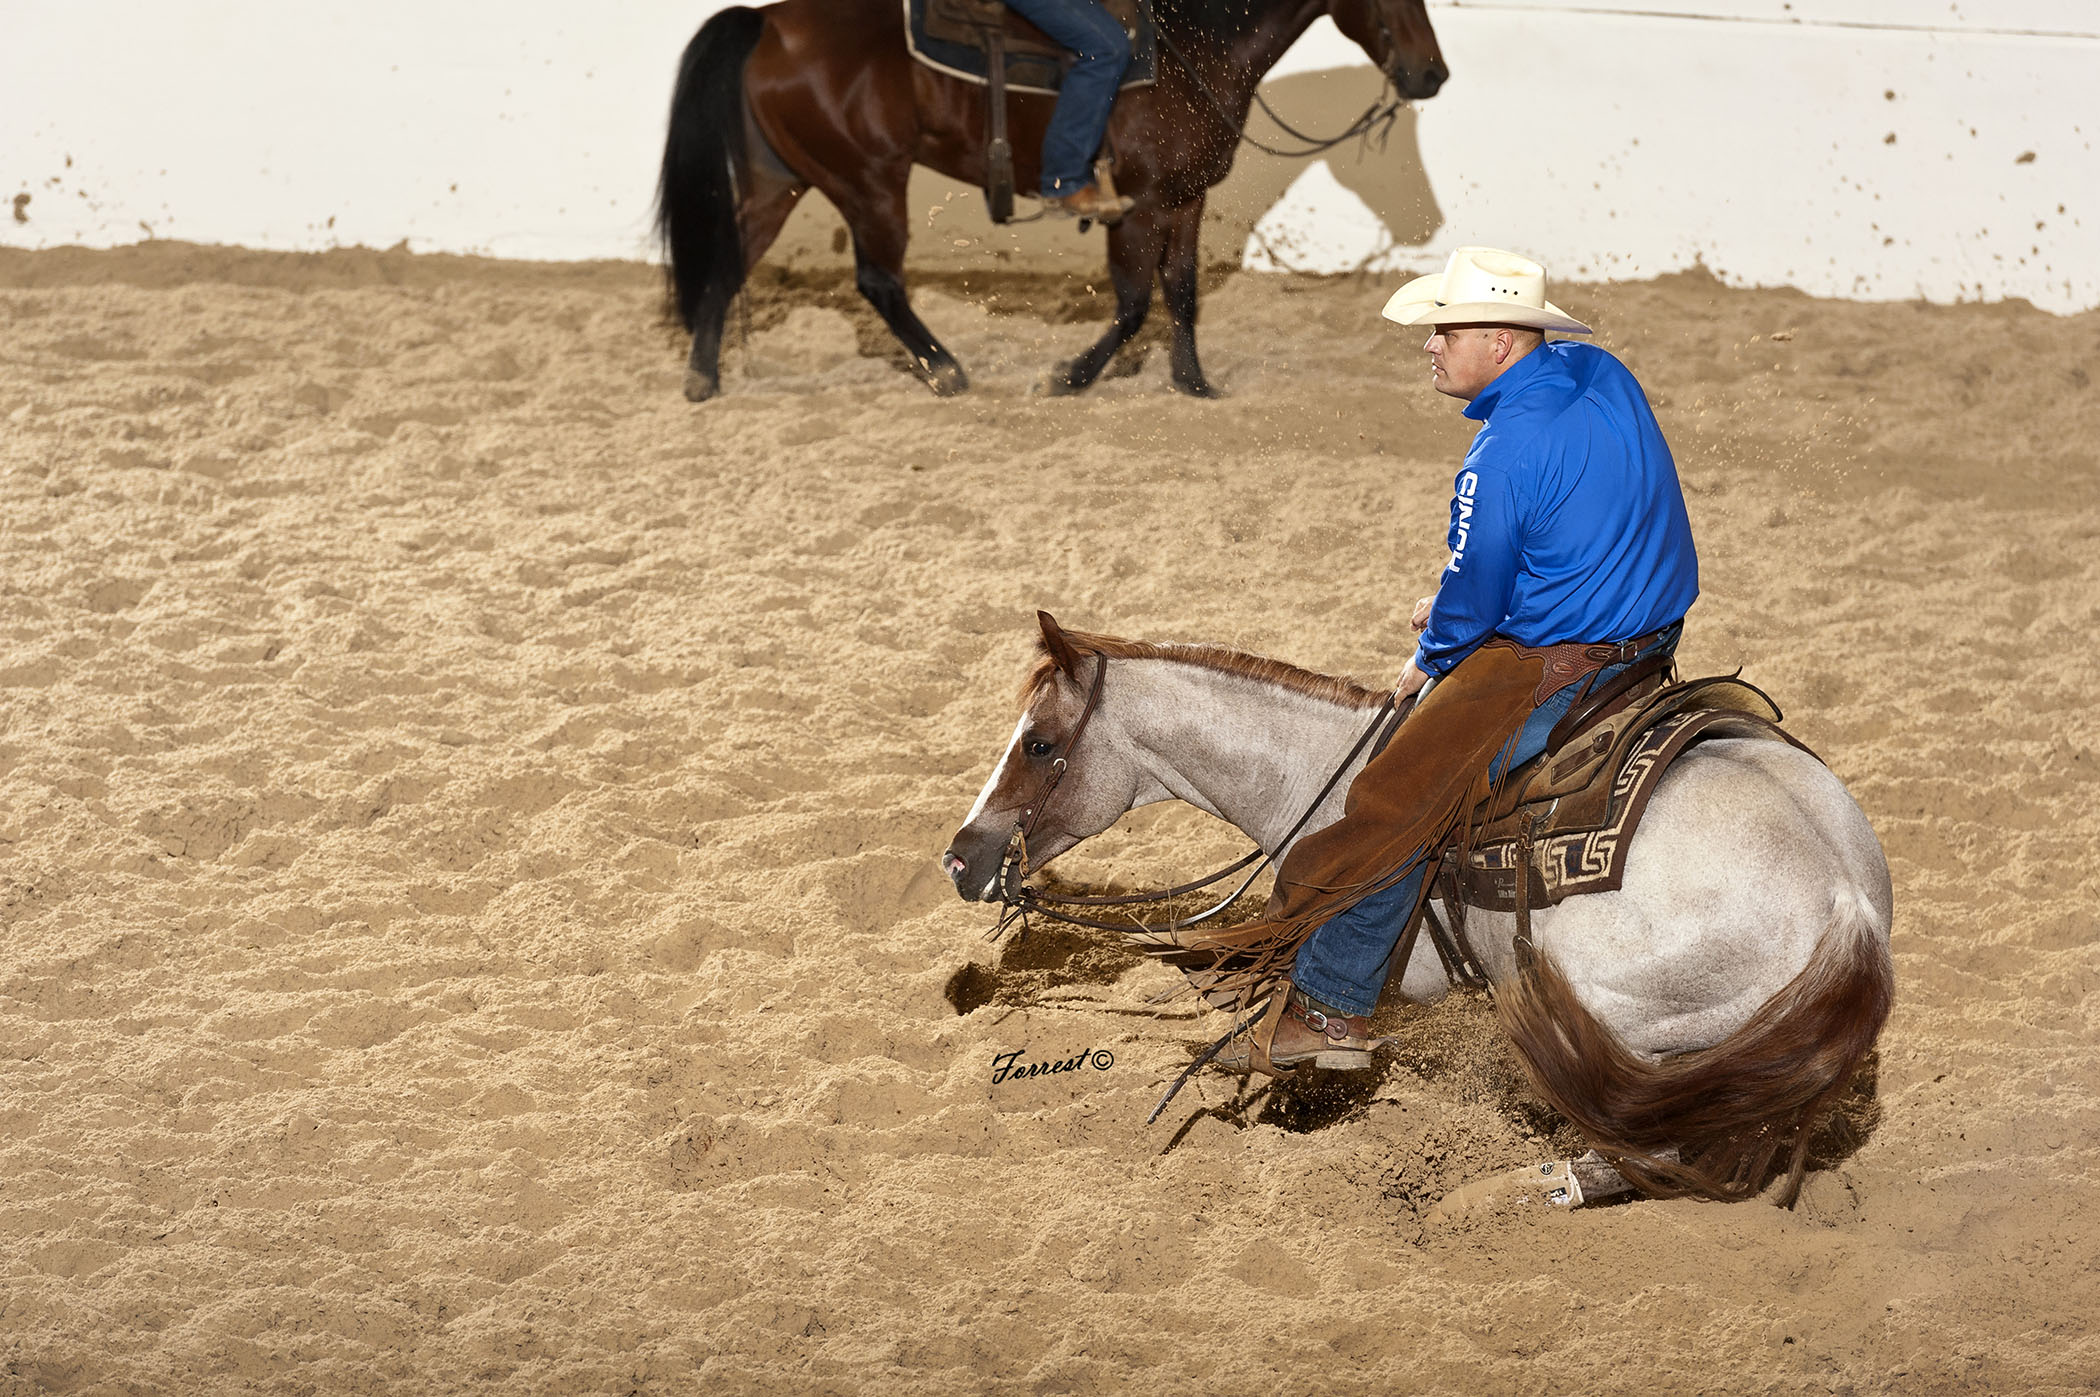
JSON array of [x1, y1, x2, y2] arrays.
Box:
[[986, 657, 1406, 944]]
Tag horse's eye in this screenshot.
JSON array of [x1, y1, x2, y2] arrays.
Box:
[[1025, 739, 1055, 759]]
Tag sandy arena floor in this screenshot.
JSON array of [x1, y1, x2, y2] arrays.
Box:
[[0, 242, 2096, 1393]]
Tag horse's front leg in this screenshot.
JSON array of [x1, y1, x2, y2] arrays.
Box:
[[1160, 194, 1221, 398], [1041, 208, 1165, 396]]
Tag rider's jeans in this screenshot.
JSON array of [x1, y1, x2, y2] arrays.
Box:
[[1289, 626, 1682, 1018], [999, 0, 1132, 196]]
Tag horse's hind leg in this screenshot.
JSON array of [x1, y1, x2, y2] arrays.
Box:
[[1428, 1147, 1675, 1219], [684, 296, 733, 403], [741, 182, 807, 275], [1042, 208, 1164, 396], [854, 242, 968, 397], [686, 179, 806, 400], [826, 175, 967, 396], [1161, 195, 1221, 398]]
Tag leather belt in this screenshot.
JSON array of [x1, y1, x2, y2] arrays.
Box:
[[1500, 625, 1676, 706]]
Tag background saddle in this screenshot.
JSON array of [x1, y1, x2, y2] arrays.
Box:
[[911, 0, 1156, 96], [906, 0, 1157, 222]]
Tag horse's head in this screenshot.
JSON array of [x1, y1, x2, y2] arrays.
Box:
[[942, 612, 1149, 903], [1332, 0, 1448, 101]]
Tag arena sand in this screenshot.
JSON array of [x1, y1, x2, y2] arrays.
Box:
[[0, 242, 2096, 1394]]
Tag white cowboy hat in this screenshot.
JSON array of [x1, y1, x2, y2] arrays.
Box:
[[1381, 246, 1592, 335]]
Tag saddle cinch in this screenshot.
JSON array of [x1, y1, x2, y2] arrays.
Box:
[[1415, 665, 1818, 989], [906, 0, 1158, 222]]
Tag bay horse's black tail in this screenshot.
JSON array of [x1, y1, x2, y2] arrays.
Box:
[[656, 6, 767, 333]]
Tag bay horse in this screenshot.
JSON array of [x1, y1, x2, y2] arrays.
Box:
[[943, 615, 1896, 1206], [656, 0, 1447, 402]]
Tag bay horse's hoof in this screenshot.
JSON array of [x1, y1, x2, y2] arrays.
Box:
[[921, 360, 969, 397], [682, 369, 719, 403], [1173, 375, 1225, 400]]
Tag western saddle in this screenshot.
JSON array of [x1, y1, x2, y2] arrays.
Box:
[[1411, 664, 1814, 990], [908, 0, 1153, 222]]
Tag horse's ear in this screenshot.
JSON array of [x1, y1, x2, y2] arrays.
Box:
[[1038, 610, 1083, 676]]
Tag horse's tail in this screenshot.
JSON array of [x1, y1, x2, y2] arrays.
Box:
[[1497, 887, 1893, 1205], [656, 6, 768, 333]]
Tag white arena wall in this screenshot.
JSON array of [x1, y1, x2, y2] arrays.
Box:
[[4, 0, 2095, 311]]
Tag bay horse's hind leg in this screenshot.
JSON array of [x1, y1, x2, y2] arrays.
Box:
[[1161, 195, 1221, 398], [853, 240, 969, 397], [1042, 209, 1165, 396], [683, 305, 730, 403], [684, 179, 807, 401], [830, 175, 967, 396]]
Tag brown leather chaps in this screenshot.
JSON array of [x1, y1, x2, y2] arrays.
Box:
[[1170, 640, 1548, 1006]]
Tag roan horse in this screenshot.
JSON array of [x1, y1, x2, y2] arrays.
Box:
[[943, 615, 1896, 1206], [656, 0, 1446, 402]]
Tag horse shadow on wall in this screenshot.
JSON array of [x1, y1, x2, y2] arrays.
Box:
[[760, 66, 1440, 277]]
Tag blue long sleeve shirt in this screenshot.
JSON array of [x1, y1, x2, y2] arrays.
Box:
[[1411, 340, 1699, 678]]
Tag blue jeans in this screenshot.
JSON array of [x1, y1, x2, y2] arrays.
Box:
[[1290, 626, 1682, 1016], [999, 0, 1132, 196]]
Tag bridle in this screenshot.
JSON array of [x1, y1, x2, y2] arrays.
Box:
[[991, 651, 1111, 910], [987, 653, 1405, 943]]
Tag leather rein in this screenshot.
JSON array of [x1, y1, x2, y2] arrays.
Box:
[[988, 655, 1405, 942]]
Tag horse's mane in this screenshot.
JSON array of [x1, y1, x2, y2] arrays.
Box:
[[1022, 627, 1386, 710]]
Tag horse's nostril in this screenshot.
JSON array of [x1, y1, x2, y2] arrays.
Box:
[[1405, 68, 1444, 100], [942, 849, 981, 902]]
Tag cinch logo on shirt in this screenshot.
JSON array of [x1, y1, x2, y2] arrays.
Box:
[[1449, 470, 1479, 572]]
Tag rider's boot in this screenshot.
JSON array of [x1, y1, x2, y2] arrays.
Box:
[[1213, 984, 1390, 1076], [1045, 182, 1134, 224]]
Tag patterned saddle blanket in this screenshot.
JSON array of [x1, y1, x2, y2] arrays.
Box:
[[906, 0, 1158, 96], [1441, 675, 1817, 914]]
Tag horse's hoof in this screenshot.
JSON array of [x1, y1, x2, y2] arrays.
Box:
[[682, 369, 718, 403], [1427, 1160, 1587, 1222], [1033, 361, 1088, 398], [1173, 375, 1225, 400], [924, 361, 970, 398]]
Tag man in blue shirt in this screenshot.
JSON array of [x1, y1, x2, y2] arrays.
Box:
[[1220, 246, 1700, 1075]]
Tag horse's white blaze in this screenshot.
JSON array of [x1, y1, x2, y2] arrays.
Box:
[[962, 711, 1032, 830], [952, 712, 1040, 901]]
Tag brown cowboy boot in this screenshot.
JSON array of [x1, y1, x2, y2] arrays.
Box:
[[1213, 984, 1390, 1076], [1045, 183, 1134, 225]]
